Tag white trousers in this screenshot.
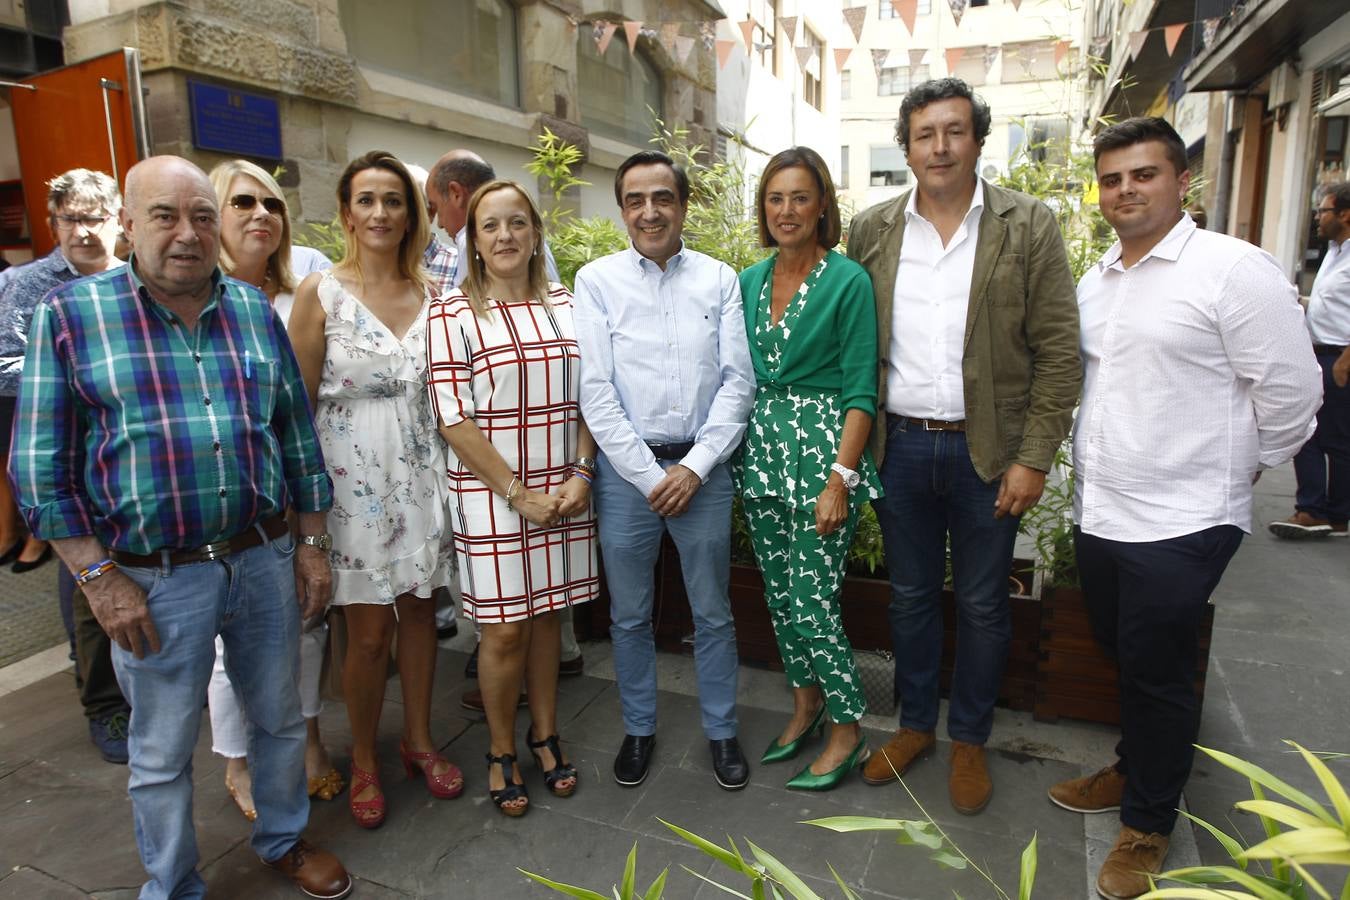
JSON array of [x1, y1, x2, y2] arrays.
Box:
[[208, 622, 327, 758]]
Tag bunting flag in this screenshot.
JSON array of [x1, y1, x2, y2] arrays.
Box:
[[908, 48, 927, 68], [659, 22, 680, 53], [1163, 23, 1186, 56], [778, 15, 798, 42], [738, 18, 756, 52], [675, 34, 696, 64], [796, 46, 815, 70], [945, 46, 966, 71], [834, 47, 853, 72], [715, 38, 736, 68], [893, 0, 917, 35], [624, 20, 643, 53], [1054, 39, 1071, 68], [1010, 0, 1022, 9], [595, 21, 617, 55], [983, 45, 999, 73], [843, 6, 867, 43], [1201, 17, 1219, 49], [1127, 30, 1147, 61], [949, 0, 969, 28], [871, 48, 891, 79]]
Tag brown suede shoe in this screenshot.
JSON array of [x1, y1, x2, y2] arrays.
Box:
[[949, 741, 992, 814], [265, 839, 352, 899], [860, 728, 936, 785], [1096, 826, 1169, 899], [1049, 764, 1126, 814]]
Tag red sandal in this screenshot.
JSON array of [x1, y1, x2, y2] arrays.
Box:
[[348, 760, 385, 829], [400, 741, 465, 799]]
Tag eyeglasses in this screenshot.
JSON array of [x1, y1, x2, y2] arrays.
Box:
[[53, 214, 113, 231], [228, 194, 286, 215], [1314, 206, 1337, 216]]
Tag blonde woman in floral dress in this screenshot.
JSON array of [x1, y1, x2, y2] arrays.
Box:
[[289, 151, 461, 830]]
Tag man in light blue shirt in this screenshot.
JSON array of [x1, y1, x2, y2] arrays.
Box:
[[574, 150, 756, 791]]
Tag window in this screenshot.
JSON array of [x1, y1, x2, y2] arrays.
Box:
[[802, 26, 823, 111], [749, 0, 778, 71], [879, 0, 932, 17], [878, 64, 929, 96], [1011, 118, 1071, 165], [950, 46, 988, 87], [1003, 40, 1059, 84], [577, 26, 663, 145], [870, 144, 910, 187], [339, 0, 520, 107], [840, 69, 851, 100]]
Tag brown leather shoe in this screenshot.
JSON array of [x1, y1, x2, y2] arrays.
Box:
[[461, 688, 529, 712], [949, 741, 992, 814], [1049, 764, 1126, 813], [860, 728, 935, 785], [1269, 511, 1334, 539], [265, 839, 352, 899], [1096, 826, 1169, 899]]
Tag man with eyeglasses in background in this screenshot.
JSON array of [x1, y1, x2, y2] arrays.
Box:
[[1269, 182, 1350, 539]]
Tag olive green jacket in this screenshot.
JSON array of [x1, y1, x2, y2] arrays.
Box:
[[846, 180, 1081, 481]]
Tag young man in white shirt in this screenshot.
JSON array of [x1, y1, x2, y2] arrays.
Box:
[[1048, 117, 1321, 900]]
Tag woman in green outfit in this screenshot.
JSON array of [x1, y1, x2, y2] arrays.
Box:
[[735, 146, 882, 791]]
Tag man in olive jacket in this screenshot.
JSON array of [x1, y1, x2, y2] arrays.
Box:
[[847, 78, 1080, 814]]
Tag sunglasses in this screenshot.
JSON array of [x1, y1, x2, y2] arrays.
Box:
[[229, 194, 286, 215]]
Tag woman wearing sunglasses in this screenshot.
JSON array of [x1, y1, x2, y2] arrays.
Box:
[[203, 159, 345, 823]]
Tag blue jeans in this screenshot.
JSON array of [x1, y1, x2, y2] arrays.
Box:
[[1293, 349, 1350, 524], [872, 418, 1020, 744], [594, 455, 739, 740], [112, 531, 308, 900]]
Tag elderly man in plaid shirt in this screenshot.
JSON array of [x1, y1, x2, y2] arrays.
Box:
[[9, 156, 351, 900]]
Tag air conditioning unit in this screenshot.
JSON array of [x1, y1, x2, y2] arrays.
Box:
[[1268, 61, 1299, 110]]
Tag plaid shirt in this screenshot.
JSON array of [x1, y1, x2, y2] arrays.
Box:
[[9, 260, 333, 554], [424, 236, 458, 296]]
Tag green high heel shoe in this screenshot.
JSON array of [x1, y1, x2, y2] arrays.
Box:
[[760, 705, 828, 765], [785, 738, 869, 791]]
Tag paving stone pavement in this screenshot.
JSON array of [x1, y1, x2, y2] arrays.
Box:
[[0, 463, 1344, 899], [0, 560, 63, 669]]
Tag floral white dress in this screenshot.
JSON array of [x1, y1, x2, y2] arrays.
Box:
[[316, 271, 453, 605]]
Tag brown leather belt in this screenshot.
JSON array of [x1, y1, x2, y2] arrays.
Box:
[[889, 413, 966, 432], [110, 513, 289, 567]]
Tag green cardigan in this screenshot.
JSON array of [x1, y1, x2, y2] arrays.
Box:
[[738, 250, 879, 416]]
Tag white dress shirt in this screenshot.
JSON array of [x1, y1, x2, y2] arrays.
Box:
[[1074, 215, 1322, 542], [573, 244, 756, 498], [1307, 237, 1350, 346], [887, 179, 985, 420]]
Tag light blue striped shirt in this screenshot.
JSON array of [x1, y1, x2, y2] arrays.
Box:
[[573, 244, 755, 498]]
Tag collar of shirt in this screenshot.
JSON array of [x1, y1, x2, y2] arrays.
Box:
[[56, 249, 80, 279], [1099, 213, 1195, 272], [903, 177, 985, 232], [625, 241, 688, 275], [125, 253, 226, 323]]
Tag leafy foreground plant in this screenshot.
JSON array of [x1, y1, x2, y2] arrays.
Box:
[[1142, 741, 1350, 899]]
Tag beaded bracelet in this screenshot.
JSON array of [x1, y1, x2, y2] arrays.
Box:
[[505, 476, 522, 509], [75, 558, 117, 587], [573, 469, 593, 485]]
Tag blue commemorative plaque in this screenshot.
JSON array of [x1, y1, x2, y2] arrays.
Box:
[[188, 81, 283, 159]]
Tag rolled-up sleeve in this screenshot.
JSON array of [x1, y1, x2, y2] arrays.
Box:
[[270, 315, 333, 513], [426, 303, 475, 428]]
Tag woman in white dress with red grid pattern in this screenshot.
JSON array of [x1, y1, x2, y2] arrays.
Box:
[[427, 180, 598, 817]]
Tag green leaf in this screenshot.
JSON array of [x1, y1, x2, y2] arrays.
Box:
[[620, 843, 637, 899], [804, 816, 936, 835], [679, 865, 755, 899], [1288, 741, 1350, 827], [517, 868, 610, 900], [903, 821, 945, 849], [1240, 826, 1350, 861], [660, 820, 751, 874], [1149, 865, 1294, 899], [827, 863, 862, 900], [642, 868, 669, 900], [1018, 833, 1037, 900], [929, 849, 968, 870], [1196, 746, 1335, 824], [1176, 810, 1249, 870], [1236, 799, 1331, 831], [745, 840, 823, 900]]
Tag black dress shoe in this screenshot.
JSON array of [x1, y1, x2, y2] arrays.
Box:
[[464, 642, 478, 679], [710, 738, 749, 791], [436, 621, 458, 640], [613, 734, 655, 787]]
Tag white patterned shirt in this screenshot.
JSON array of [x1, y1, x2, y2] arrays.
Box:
[[1073, 215, 1322, 541], [1307, 238, 1350, 346]]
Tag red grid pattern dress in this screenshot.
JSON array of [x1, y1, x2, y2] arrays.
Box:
[[426, 285, 598, 623]]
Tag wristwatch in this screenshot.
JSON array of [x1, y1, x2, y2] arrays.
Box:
[[830, 462, 860, 494], [298, 533, 333, 551]]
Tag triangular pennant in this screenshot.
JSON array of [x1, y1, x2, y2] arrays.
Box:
[[739, 18, 756, 52], [842, 6, 866, 43], [595, 21, 618, 55], [871, 48, 891, 80], [659, 22, 680, 54], [1202, 17, 1220, 48], [945, 46, 965, 72], [778, 15, 798, 42], [983, 45, 999, 73], [716, 38, 736, 68], [1126, 29, 1147, 61], [893, 0, 917, 35], [1010, 0, 1022, 9], [624, 20, 643, 54], [834, 47, 852, 72], [908, 48, 927, 68], [949, 0, 968, 28], [1054, 39, 1071, 68], [796, 46, 815, 70], [1163, 23, 1186, 56], [675, 34, 696, 64]]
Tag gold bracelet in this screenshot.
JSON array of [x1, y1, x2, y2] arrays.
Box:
[[505, 476, 522, 509]]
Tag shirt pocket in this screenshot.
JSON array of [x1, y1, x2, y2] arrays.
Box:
[[243, 357, 280, 423]]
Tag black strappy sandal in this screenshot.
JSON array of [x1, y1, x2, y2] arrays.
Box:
[[486, 752, 529, 817], [527, 731, 578, 798]]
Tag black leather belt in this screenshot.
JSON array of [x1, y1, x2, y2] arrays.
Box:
[[1313, 344, 1347, 355], [645, 440, 695, 460], [110, 513, 289, 567], [889, 413, 966, 432]]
